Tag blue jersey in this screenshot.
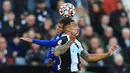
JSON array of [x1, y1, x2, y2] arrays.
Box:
[[44, 32, 64, 70]]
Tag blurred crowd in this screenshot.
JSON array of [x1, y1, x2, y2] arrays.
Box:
[[0, 0, 130, 73]]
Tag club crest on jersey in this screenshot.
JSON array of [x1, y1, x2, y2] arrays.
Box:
[[71, 44, 81, 55], [72, 49, 81, 54]]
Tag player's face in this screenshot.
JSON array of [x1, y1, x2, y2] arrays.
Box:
[[69, 22, 80, 36], [56, 23, 63, 34]]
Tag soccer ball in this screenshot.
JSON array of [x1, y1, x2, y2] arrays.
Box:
[[59, 3, 76, 17]]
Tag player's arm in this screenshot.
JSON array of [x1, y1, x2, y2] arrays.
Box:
[[32, 39, 57, 47], [54, 31, 76, 56], [20, 37, 57, 47], [81, 45, 117, 62], [54, 38, 73, 56], [54, 32, 76, 56]]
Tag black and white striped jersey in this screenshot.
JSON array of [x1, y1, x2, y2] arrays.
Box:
[[57, 34, 84, 73]]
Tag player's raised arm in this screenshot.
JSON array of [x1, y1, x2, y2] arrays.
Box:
[[54, 32, 76, 56], [20, 37, 57, 47], [81, 45, 117, 62], [54, 41, 73, 56], [54, 35, 74, 56]]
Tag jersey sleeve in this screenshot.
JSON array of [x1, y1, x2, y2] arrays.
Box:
[[57, 36, 68, 45], [32, 39, 58, 47]]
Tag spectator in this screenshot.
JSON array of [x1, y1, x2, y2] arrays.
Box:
[[22, 29, 38, 54], [77, 16, 88, 35], [113, 12, 130, 37], [40, 18, 53, 40], [35, 0, 51, 26], [0, 37, 10, 56], [106, 37, 121, 55], [100, 14, 110, 31], [102, 26, 114, 46], [93, 14, 111, 36], [24, 28, 41, 40], [110, 1, 126, 26], [89, 2, 103, 35], [0, 52, 6, 64], [88, 0, 103, 13], [24, 29, 41, 44], [78, 16, 88, 28], [74, 5, 91, 25], [88, 37, 101, 53], [121, 0, 130, 23], [120, 28, 130, 64], [20, 11, 29, 25], [1, 12, 17, 40], [21, 14, 38, 35], [0, 0, 12, 22], [109, 53, 129, 73], [8, 36, 26, 57], [52, 0, 64, 25], [28, 29, 37, 38], [0, 37, 14, 64], [8, 36, 26, 65], [25, 43, 46, 65], [121, 28, 130, 49], [79, 26, 100, 49]]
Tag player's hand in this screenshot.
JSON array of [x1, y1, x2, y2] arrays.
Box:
[[46, 58, 55, 67], [20, 37, 32, 43], [108, 45, 118, 56]]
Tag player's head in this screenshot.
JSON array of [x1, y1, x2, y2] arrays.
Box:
[[56, 17, 73, 34], [63, 19, 79, 36]]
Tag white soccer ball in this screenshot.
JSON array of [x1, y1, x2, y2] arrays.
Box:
[[59, 3, 76, 17]]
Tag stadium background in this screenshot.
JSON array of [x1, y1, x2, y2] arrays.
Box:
[[0, 0, 130, 73]]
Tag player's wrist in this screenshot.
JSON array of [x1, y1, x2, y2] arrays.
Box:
[[107, 51, 112, 56]]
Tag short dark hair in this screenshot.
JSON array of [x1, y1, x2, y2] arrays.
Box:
[[58, 17, 74, 30]]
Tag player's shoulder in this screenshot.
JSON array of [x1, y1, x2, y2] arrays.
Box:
[[57, 34, 69, 45], [75, 39, 82, 44], [60, 33, 70, 41]]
